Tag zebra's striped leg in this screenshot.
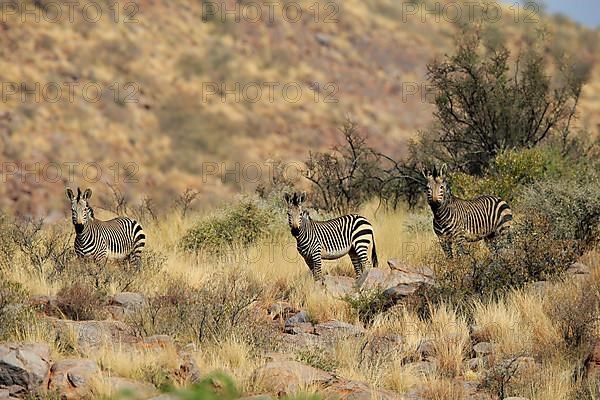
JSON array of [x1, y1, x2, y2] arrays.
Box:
[[348, 249, 363, 277], [311, 255, 324, 281], [440, 239, 453, 258], [455, 235, 469, 256]]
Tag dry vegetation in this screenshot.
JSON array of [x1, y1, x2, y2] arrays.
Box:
[[1, 189, 599, 399], [0, 0, 598, 217]]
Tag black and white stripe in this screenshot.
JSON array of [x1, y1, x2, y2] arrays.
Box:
[[66, 187, 146, 265], [423, 165, 512, 257], [285, 192, 378, 280]]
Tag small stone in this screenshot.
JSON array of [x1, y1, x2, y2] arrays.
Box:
[[567, 262, 590, 275], [285, 311, 310, 325], [284, 322, 314, 335], [417, 339, 435, 359], [314, 320, 364, 338], [473, 342, 495, 355]]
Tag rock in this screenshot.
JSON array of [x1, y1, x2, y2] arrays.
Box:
[[473, 342, 495, 356], [284, 322, 314, 335], [110, 292, 144, 309], [585, 341, 600, 378], [360, 267, 431, 291], [416, 339, 435, 359], [47, 318, 136, 351], [0, 343, 51, 394], [323, 379, 398, 400], [382, 284, 420, 300], [106, 376, 157, 398], [48, 359, 100, 399], [140, 335, 175, 351], [268, 302, 297, 320], [470, 324, 491, 343], [314, 320, 364, 338], [315, 33, 332, 46], [467, 357, 484, 371], [409, 360, 437, 375], [285, 311, 310, 325], [281, 333, 327, 349], [253, 360, 333, 395], [387, 259, 434, 278], [323, 276, 355, 297], [567, 262, 590, 275]]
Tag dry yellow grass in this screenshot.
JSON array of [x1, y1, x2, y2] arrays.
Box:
[[3, 202, 600, 399]]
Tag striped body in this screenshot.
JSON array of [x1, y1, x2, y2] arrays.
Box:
[[424, 165, 512, 257], [285, 192, 377, 280], [74, 216, 146, 263], [67, 187, 145, 266]]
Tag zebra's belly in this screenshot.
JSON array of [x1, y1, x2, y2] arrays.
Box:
[[321, 245, 351, 260], [106, 250, 128, 260]]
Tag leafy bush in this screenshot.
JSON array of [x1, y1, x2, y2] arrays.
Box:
[[181, 197, 282, 253], [412, 29, 584, 175], [343, 289, 390, 325], [451, 147, 565, 202]]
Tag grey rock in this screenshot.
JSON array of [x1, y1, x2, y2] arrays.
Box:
[[110, 292, 144, 311], [253, 360, 333, 395], [48, 358, 100, 399], [106, 376, 157, 398], [285, 311, 310, 325], [284, 322, 314, 335], [323, 275, 355, 297], [416, 339, 435, 359], [324, 379, 398, 399], [473, 342, 495, 355], [567, 262, 590, 275], [0, 343, 51, 393], [314, 320, 364, 338], [315, 33, 332, 46]]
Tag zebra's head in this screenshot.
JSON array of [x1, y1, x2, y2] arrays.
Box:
[[284, 191, 308, 236], [66, 187, 94, 230], [423, 164, 449, 206]]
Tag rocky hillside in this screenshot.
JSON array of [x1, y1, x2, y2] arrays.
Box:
[[0, 0, 598, 217]]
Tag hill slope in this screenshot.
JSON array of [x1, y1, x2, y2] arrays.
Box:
[[0, 0, 598, 217]]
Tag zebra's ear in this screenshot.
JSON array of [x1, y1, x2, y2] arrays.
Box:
[[283, 192, 291, 204], [82, 188, 92, 200], [439, 163, 447, 178], [421, 167, 429, 179], [298, 191, 306, 204], [66, 187, 74, 200]]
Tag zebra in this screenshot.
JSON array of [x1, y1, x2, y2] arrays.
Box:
[[66, 187, 146, 266], [423, 164, 512, 258], [284, 192, 378, 281]]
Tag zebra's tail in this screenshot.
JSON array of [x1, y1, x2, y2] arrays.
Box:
[[371, 236, 378, 269]]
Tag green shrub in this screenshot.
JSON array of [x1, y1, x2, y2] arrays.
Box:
[[181, 197, 282, 253], [343, 289, 389, 325], [451, 146, 565, 202]]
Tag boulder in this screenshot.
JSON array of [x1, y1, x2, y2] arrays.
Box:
[[323, 379, 399, 400], [0, 343, 51, 394], [323, 276, 355, 297], [585, 340, 600, 378], [48, 359, 100, 399], [360, 268, 427, 291], [473, 342, 495, 356], [285, 311, 310, 325], [284, 323, 314, 335], [567, 262, 590, 275], [268, 302, 298, 321], [106, 376, 157, 398], [314, 320, 364, 338], [47, 318, 136, 351], [253, 360, 333, 395], [110, 292, 145, 309], [416, 339, 435, 359]]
